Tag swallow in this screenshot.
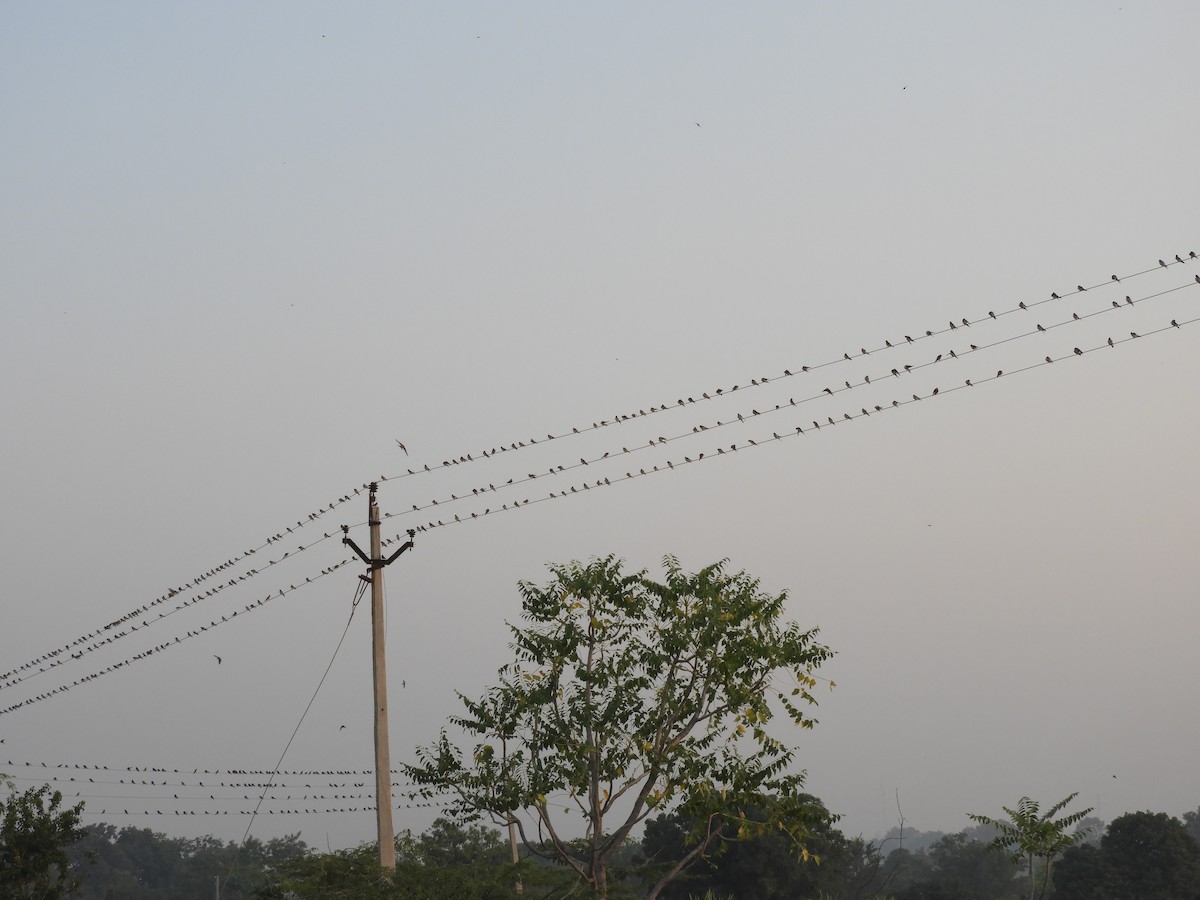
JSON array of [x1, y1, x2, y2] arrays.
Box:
[[1130, 332, 1139, 338], [1112, 301, 1121, 309], [989, 311, 997, 319], [1019, 302, 1027, 310], [823, 387, 833, 395], [1172, 319, 1180, 328], [214, 656, 222, 665], [1045, 356, 1053, 363], [1159, 259, 1168, 267], [1108, 337, 1114, 347], [1073, 313, 1079, 320], [1077, 285, 1086, 291], [394, 441, 407, 455], [1125, 296, 1133, 306], [1074, 348, 1083, 356], [905, 335, 914, 343], [1111, 275, 1120, 282], [1051, 292, 1060, 300], [1177, 255, 1184, 263], [1037, 324, 1046, 332], [931, 388, 938, 395]]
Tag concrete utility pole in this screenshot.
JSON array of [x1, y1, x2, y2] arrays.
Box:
[[343, 484, 415, 871]]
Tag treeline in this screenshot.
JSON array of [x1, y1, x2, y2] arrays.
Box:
[[52, 799, 1200, 899]]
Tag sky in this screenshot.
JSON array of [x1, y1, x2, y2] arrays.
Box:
[[2, 1, 1198, 855]]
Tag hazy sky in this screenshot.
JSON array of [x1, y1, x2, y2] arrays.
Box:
[[2, 2, 1198, 854]]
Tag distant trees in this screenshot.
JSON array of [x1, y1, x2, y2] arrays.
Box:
[[32, 801, 1200, 899], [0, 783, 88, 899], [1054, 810, 1200, 900], [69, 827, 308, 899], [407, 555, 834, 898]]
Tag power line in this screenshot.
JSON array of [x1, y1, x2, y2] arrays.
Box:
[[371, 311, 1198, 541], [3, 255, 1195, 708], [225, 576, 370, 890], [365, 276, 1198, 530], [0, 559, 355, 715], [373, 252, 1197, 484]]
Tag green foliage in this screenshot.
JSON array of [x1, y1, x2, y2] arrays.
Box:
[[69, 826, 308, 899], [1097, 810, 1200, 899], [0, 783, 88, 899], [406, 555, 833, 898], [1054, 811, 1200, 900], [968, 792, 1093, 900], [643, 797, 879, 900]]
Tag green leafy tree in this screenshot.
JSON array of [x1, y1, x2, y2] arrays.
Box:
[[407, 555, 834, 899], [1052, 843, 1111, 900], [643, 797, 858, 900], [1185, 806, 1200, 849], [968, 792, 1093, 900], [0, 783, 88, 899], [1097, 810, 1200, 899]]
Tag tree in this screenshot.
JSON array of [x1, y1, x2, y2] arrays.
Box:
[[407, 555, 834, 899], [1185, 806, 1200, 849], [1053, 843, 1112, 900], [0, 783, 88, 899], [642, 796, 849, 900], [1096, 811, 1200, 899], [968, 792, 1093, 900]]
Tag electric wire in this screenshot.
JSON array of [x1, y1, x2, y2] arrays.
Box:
[[376, 252, 1197, 484], [224, 576, 369, 892], [3, 254, 1195, 697], [0, 558, 355, 715], [374, 280, 1199, 533], [369, 311, 1198, 543]]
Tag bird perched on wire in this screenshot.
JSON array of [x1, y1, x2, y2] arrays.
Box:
[[395, 441, 408, 456]]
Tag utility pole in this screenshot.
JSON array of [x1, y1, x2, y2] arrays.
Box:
[[343, 484, 415, 871]]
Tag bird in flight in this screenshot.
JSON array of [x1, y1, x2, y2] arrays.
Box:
[[213, 655, 222, 665], [395, 441, 408, 456]]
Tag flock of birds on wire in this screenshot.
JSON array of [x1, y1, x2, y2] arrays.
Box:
[[1, 253, 1196, 727]]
